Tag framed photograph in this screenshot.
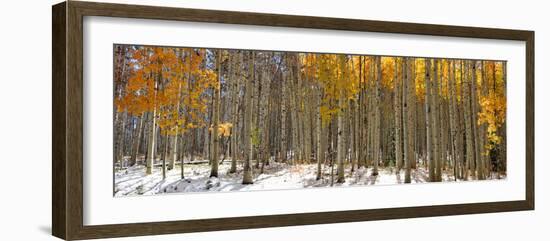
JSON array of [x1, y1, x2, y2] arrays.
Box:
[[52, 1, 534, 240]]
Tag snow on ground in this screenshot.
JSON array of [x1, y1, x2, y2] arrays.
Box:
[[114, 160, 505, 197]]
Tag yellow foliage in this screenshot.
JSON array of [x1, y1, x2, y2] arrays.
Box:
[[209, 122, 233, 137], [315, 53, 361, 125], [119, 46, 508, 157], [478, 92, 506, 148]]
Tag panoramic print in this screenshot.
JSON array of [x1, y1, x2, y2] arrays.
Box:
[[112, 45, 507, 196]]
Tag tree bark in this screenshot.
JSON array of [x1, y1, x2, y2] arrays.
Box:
[[210, 50, 222, 177], [131, 113, 145, 166], [146, 71, 160, 175], [316, 85, 324, 180], [336, 89, 346, 183], [280, 60, 288, 163], [230, 51, 241, 173], [462, 61, 475, 180], [448, 60, 460, 180], [394, 58, 403, 173], [471, 61, 484, 180], [433, 59, 442, 182], [242, 51, 255, 184], [372, 56, 382, 176], [425, 58, 435, 181]]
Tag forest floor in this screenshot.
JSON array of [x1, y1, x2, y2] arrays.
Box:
[[114, 160, 497, 197]]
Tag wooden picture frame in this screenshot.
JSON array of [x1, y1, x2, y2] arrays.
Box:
[[52, 1, 534, 240]]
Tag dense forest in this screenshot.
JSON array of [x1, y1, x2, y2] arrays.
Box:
[[113, 45, 507, 196]]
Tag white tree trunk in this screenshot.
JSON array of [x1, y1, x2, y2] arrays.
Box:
[[373, 56, 382, 176], [242, 51, 255, 184], [210, 50, 222, 177]]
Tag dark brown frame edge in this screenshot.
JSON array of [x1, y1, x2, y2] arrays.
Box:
[[52, 1, 534, 240]]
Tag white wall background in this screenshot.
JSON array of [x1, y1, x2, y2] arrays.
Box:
[[0, 0, 547, 240]]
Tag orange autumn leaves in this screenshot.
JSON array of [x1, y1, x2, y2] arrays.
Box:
[[115, 46, 219, 136]]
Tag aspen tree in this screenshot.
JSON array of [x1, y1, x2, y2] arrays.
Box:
[[242, 51, 255, 184], [210, 50, 222, 177], [394, 58, 403, 173]]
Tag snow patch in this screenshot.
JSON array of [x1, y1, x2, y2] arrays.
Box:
[[114, 160, 506, 197]]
